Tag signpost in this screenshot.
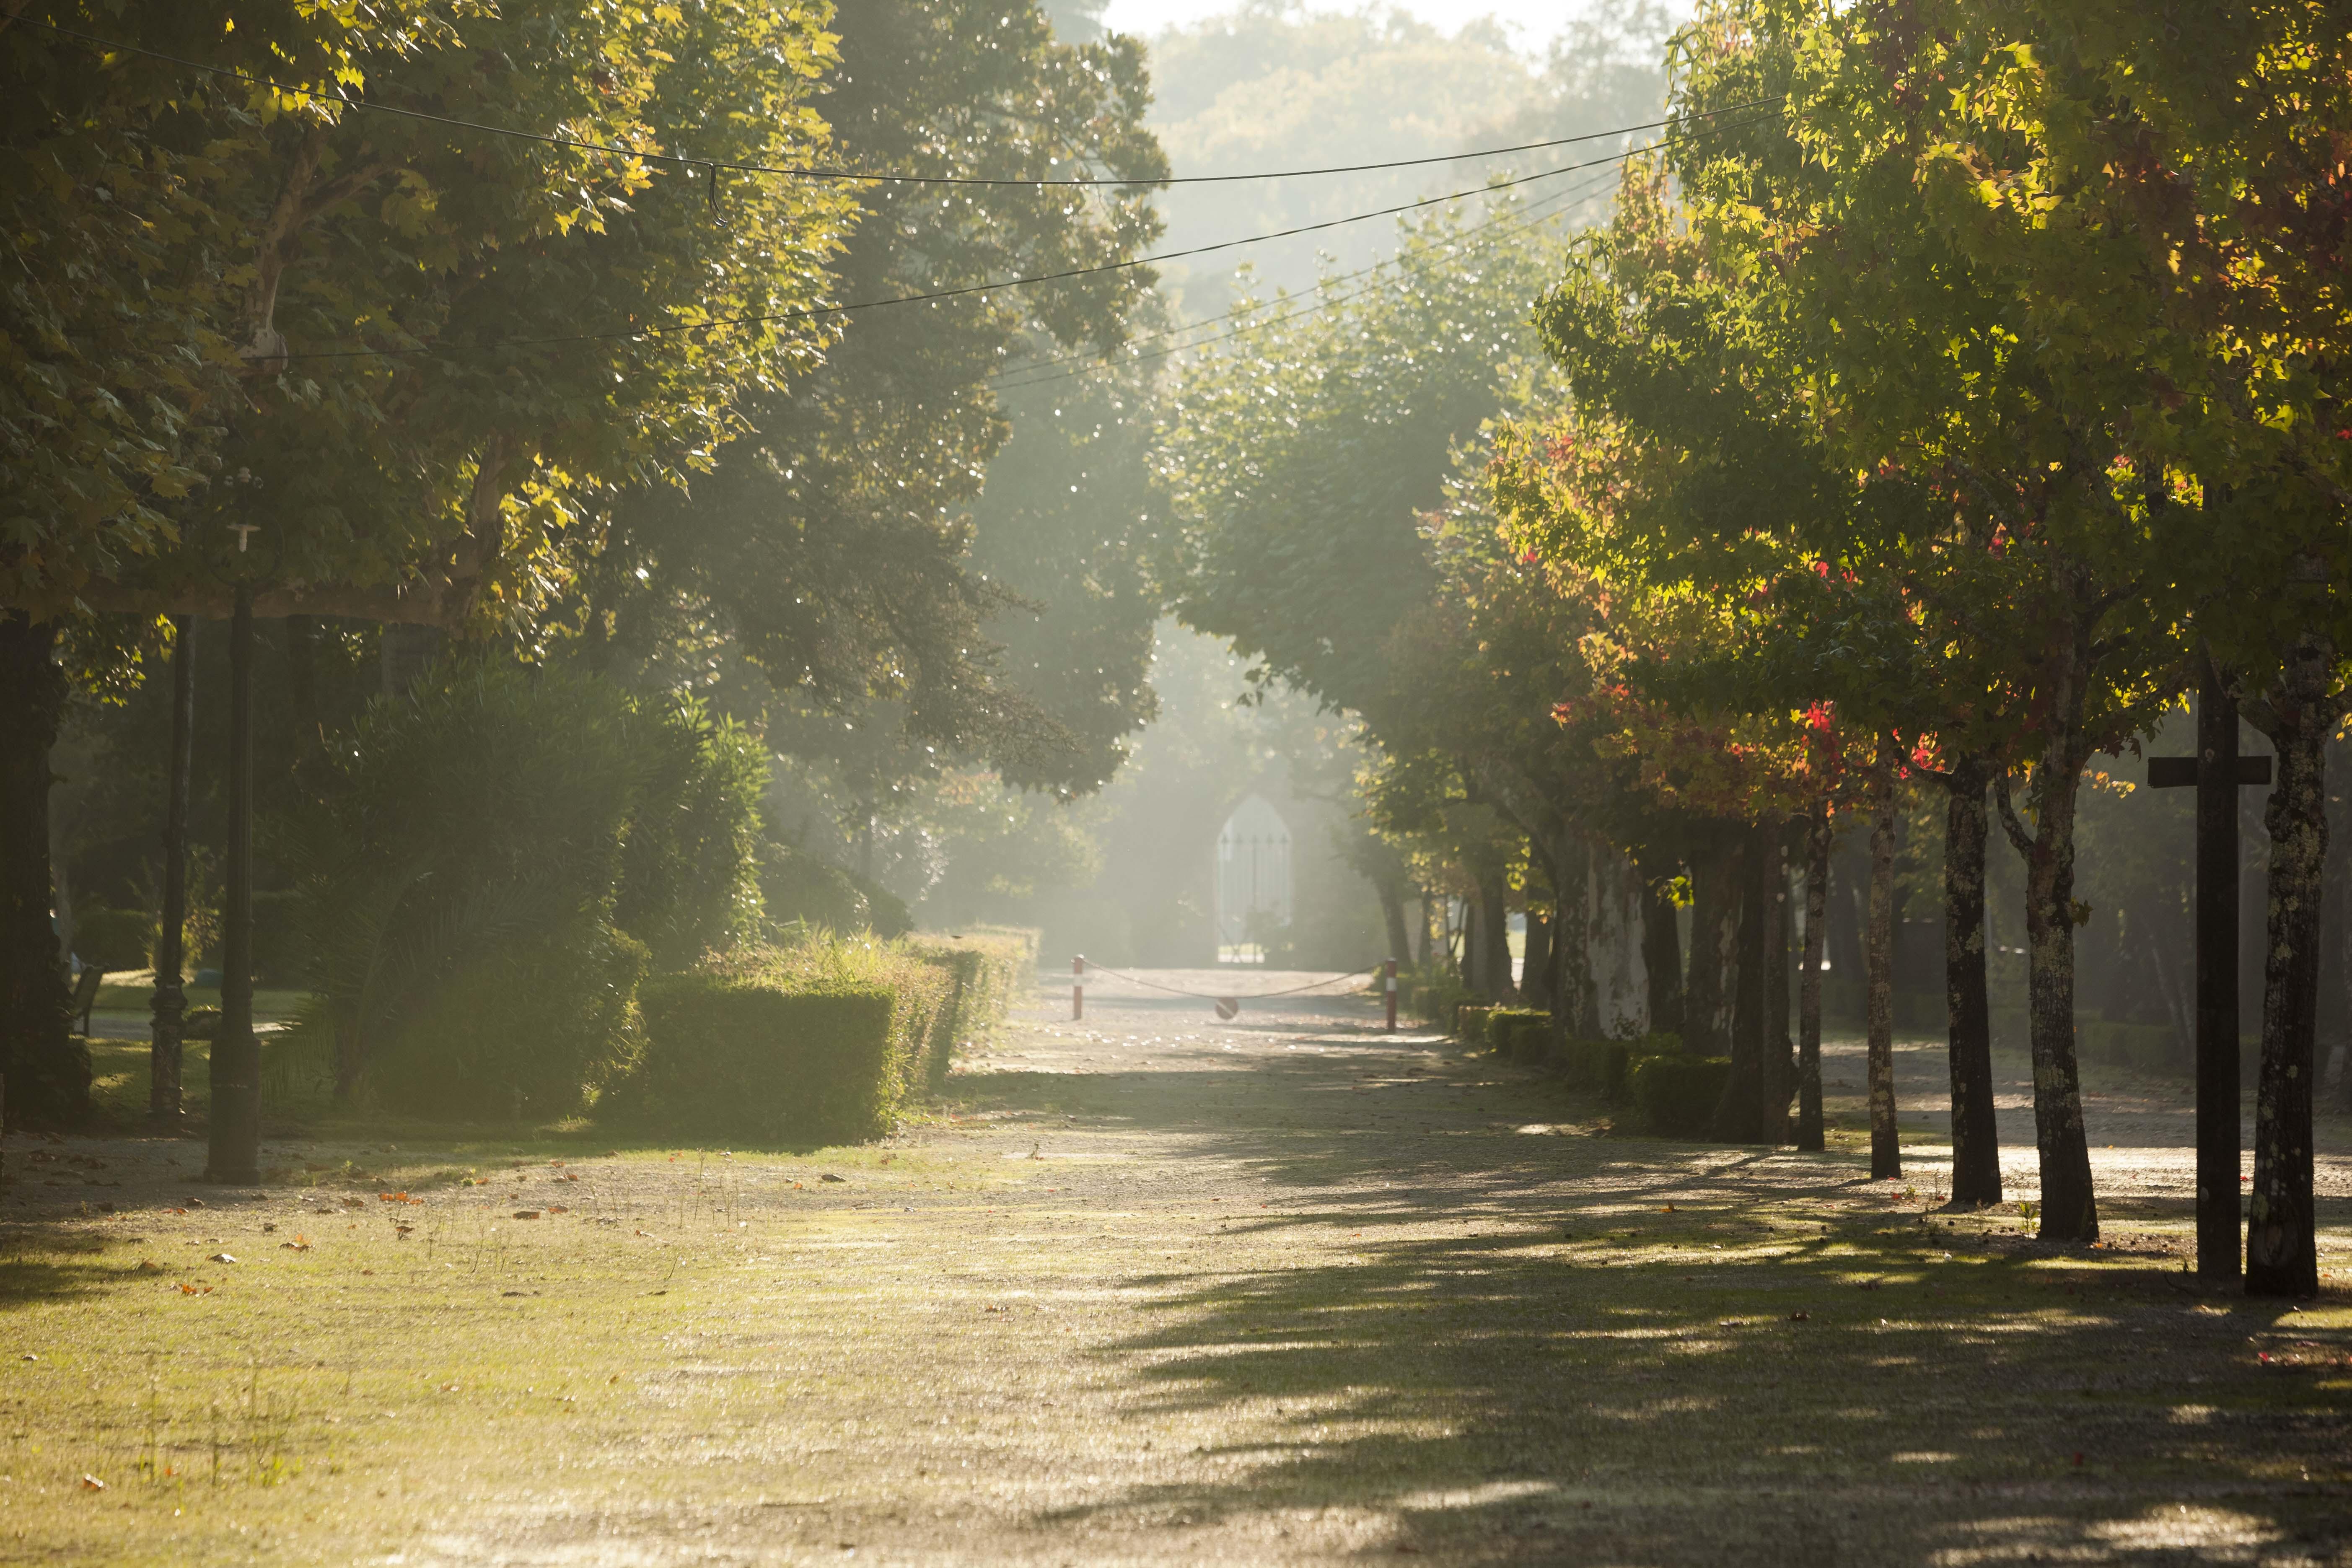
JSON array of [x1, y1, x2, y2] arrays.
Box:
[[2147, 667, 2270, 1280]]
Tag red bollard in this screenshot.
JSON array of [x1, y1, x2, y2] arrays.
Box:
[[1072, 955, 1085, 1021], [1384, 957, 1399, 1034]]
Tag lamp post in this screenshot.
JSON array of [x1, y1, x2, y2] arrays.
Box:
[[205, 472, 274, 1184]]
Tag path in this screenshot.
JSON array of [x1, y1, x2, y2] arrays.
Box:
[[2, 973, 2347, 1564]]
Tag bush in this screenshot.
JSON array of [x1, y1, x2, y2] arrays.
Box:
[[634, 970, 899, 1144], [903, 928, 1034, 1090], [1400, 965, 1471, 1030], [758, 841, 913, 938], [1628, 1052, 1732, 1138], [623, 930, 1016, 1142], [249, 889, 309, 987], [1454, 1003, 1495, 1045], [70, 905, 150, 973], [295, 662, 765, 1115], [1483, 1007, 1546, 1056]]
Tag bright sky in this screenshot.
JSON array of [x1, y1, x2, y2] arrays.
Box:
[[1099, 0, 1606, 49]]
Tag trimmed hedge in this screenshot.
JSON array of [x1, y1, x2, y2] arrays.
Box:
[[903, 927, 1034, 1089], [1628, 1052, 1733, 1138], [1484, 1008, 1547, 1058], [69, 905, 150, 973], [624, 928, 1032, 1143], [1559, 1032, 1681, 1099], [1454, 1003, 1495, 1045], [635, 971, 899, 1143]]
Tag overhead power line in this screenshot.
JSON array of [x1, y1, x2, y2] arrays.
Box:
[[22, 18, 1776, 190], [281, 111, 1774, 363], [983, 163, 1624, 395]]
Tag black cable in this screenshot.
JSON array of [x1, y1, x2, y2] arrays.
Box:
[[983, 162, 1623, 395], [19, 19, 1777, 191], [280, 111, 1774, 363]]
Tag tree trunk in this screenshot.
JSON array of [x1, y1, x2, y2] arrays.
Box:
[[1685, 840, 1742, 1056], [1637, 855, 1684, 1040], [2001, 758, 2101, 1244], [1798, 799, 1829, 1151], [0, 613, 89, 1126], [2340, 881, 2352, 1115], [2245, 645, 2334, 1298], [1713, 826, 1769, 1141], [1866, 775, 1901, 1179], [1762, 826, 1793, 1145], [1479, 878, 1512, 1000], [150, 617, 194, 1127], [1942, 757, 2004, 1207], [1522, 907, 1553, 1013], [1376, 881, 1413, 974]]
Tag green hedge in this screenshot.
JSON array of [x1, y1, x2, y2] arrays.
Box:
[[624, 928, 1032, 1142], [69, 905, 150, 973], [1454, 1003, 1495, 1045], [903, 928, 1034, 1090], [1559, 1032, 1681, 1099], [1484, 1008, 1547, 1058], [635, 971, 899, 1144], [1628, 1052, 1732, 1138]]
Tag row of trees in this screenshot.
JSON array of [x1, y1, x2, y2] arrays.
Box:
[[3, 2, 1167, 1119], [1162, 0, 2348, 1296]]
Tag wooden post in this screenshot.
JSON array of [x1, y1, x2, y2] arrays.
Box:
[[2149, 666, 2270, 1280], [205, 584, 261, 1184], [1071, 955, 1084, 1023], [1384, 958, 1398, 1034]]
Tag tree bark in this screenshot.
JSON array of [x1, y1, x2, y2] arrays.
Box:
[[2243, 641, 2335, 1298], [1376, 881, 1413, 974], [1685, 839, 1742, 1056], [1714, 825, 1769, 1141], [1997, 758, 2101, 1243], [1522, 907, 1553, 1014], [1478, 878, 1512, 1000], [1942, 757, 2004, 1207], [150, 617, 194, 1127], [1637, 854, 1684, 1040], [1866, 775, 1901, 1179], [1797, 798, 1829, 1151], [0, 613, 90, 1125], [1762, 825, 1793, 1145]]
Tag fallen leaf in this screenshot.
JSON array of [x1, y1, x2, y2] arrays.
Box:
[[208, 1253, 238, 1265], [513, 1210, 541, 1220], [280, 1236, 311, 1251], [135, 1261, 162, 1273], [80, 1475, 105, 1491], [546, 1205, 568, 1215], [820, 1174, 846, 1184], [1788, 1311, 1810, 1322]]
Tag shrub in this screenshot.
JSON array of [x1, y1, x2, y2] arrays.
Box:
[[1400, 965, 1471, 1029], [1454, 1003, 1495, 1045], [293, 662, 765, 1112], [70, 905, 150, 973], [625, 930, 1007, 1141], [903, 927, 1034, 1090], [1485, 1008, 1547, 1059], [758, 841, 914, 938], [249, 889, 308, 987], [1628, 1053, 1733, 1138], [634, 970, 899, 1144]]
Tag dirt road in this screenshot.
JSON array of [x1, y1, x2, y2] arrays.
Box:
[[2, 973, 2347, 1564]]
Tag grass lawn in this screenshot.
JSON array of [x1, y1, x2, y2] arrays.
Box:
[[3, 993, 2346, 1563]]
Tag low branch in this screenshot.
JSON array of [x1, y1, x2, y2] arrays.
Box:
[[1993, 770, 2036, 858], [8, 579, 459, 626]]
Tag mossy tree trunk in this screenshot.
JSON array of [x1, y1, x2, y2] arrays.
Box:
[[2243, 638, 2339, 1298], [1637, 852, 1684, 1039], [1685, 838, 1743, 1057], [1866, 773, 1900, 1179], [1941, 757, 2004, 1207], [1797, 798, 1829, 1151], [1997, 749, 2100, 1244], [0, 612, 88, 1126], [1714, 822, 1771, 1142], [1762, 825, 1794, 1145]]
